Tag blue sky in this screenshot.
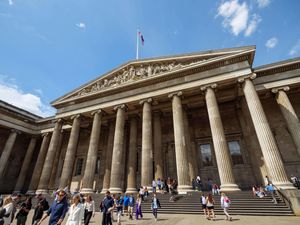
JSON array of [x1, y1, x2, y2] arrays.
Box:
[[0, 0, 299, 117]]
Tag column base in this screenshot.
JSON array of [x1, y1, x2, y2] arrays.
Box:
[[26, 190, 36, 195], [109, 187, 123, 194], [101, 188, 109, 194], [177, 185, 193, 194], [80, 188, 95, 194], [220, 183, 241, 192], [35, 189, 49, 194], [125, 188, 138, 194], [273, 181, 296, 190]]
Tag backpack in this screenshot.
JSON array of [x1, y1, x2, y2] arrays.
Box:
[[224, 197, 230, 203]]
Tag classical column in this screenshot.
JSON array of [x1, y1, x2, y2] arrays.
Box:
[[109, 104, 126, 193], [27, 133, 51, 193], [101, 120, 115, 193], [239, 75, 294, 189], [14, 136, 38, 192], [140, 98, 153, 190], [153, 111, 164, 180], [60, 115, 81, 189], [126, 116, 138, 193], [48, 130, 64, 190], [201, 84, 240, 191], [272, 86, 300, 155], [0, 129, 18, 178], [169, 91, 192, 193], [37, 119, 63, 193], [183, 109, 197, 181], [81, 110, 103, 193]]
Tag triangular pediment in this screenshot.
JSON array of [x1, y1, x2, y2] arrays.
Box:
[[52, 46, 255, 106]]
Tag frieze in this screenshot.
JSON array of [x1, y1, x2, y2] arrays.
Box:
[[74, 59, 207, 98]]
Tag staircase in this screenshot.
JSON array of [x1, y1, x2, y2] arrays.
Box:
[[38, 191, 294, 216]]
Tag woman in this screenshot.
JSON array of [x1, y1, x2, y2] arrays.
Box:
[[220, 193, 232, 221], [83, 195, 95, 225], [206, 194, 215, 220], [200, 194, 207, 218], [151, 194, 161, 222], [16, 197, 32, 225], [135, 194, 143, 220], [65, 194, 84, 225], [2, 196, 14, 225]]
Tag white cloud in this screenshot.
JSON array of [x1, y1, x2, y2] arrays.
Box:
[[217, 0, 262, 37], [0, 76, 55, 117], [245, 14, 261, 36], [289, 39, 300, 56], [76, 22, 86, 29], [217, 0, 249, 36], [257, 0, 271, 8], [265, 37, 278, 49], [8, 0, 13, 5]]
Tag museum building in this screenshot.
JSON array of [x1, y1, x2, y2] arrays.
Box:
[[0, 46, 299, 194]]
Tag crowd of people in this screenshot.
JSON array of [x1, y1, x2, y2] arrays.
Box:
[[1, 174, 298, 225]]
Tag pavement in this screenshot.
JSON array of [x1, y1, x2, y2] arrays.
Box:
[[11, 211, 300, 225]]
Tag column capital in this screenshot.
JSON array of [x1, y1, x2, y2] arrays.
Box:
[[113, 104, 127, 111], [200, 83, 217, 92], [271, 86, 290, 94], [10, 129, 21, 134], [41, 132, 50, 137], [91, 109, 104, 116], [237, 73, 257, 84], [70, 114, 81, 120], [139, 98, 153, 105], [168, 91, 183, 99]]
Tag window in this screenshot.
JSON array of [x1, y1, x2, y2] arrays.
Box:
[[228, 141, 244, 165], [95, 157, 100, 174], [199, 144, 213, 166], [74, 158, 84, 176]]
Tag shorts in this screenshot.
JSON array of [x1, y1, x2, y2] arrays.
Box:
[[207, 206, 214, 210], [202, 204, 207, 209]]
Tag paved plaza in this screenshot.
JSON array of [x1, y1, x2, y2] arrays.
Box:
[[12, 211, 300, 225]]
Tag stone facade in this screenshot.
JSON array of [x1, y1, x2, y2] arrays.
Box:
[[0, 46, 299, 194]]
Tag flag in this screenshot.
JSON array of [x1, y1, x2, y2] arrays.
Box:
[[138, 31, 144, 45]]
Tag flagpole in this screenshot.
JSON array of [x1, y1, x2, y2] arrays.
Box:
[[136, 29, 139, 60]]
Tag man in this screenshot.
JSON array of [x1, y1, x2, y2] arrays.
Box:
[[32, 194, 49, 225], [265, 183, 277, 204], [38, 190, 69, 225], [101, 191, 114, 225], [151, 193, 161, 222]]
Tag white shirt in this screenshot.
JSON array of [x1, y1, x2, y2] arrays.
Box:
[[84, 201, 95, 213], [221, 196, 230, 208], [66, 203, 84, 225]]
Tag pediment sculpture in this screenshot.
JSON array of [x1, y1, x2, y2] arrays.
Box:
[[75, 59, 206, 97]]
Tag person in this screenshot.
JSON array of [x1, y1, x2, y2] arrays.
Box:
[[139, 187, 144, 202], [207, 178, 213, 192], [65, 194, 84, 225], [291, 175, 300, 188], [196, 176, 202, 191], [127, 194, 134, 220], [32, 194, 49, 225], [212, 184, 220, 195], [264, 175, 270, 186], [220, 193, 232, 221], [144, 187, 149, 198], [100, 191, 114, 225], [135, 194, 143, 220], [157, 178, 162, 192], [252, 185, 258, 197], [265, 183, 277, 204], [83, 195, 95, 225], [200, 194, 207, 219], [2, 196, 14, 225], [115, 195, 123, 225], [191, 179, 196, 191], [122, 194, 129, 216], [38, 189, 69, 225], [206, 194, 215, 220], [16, 197, 32, 225], [151, 194, 161, 222], [0, 195, 3, 207], [152, 180, 157, 193]]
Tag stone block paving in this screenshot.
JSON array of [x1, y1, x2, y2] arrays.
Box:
[[12, 211, 300, 225]]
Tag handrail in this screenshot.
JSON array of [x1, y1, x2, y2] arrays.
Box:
[[272, 184, 293, 210]]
